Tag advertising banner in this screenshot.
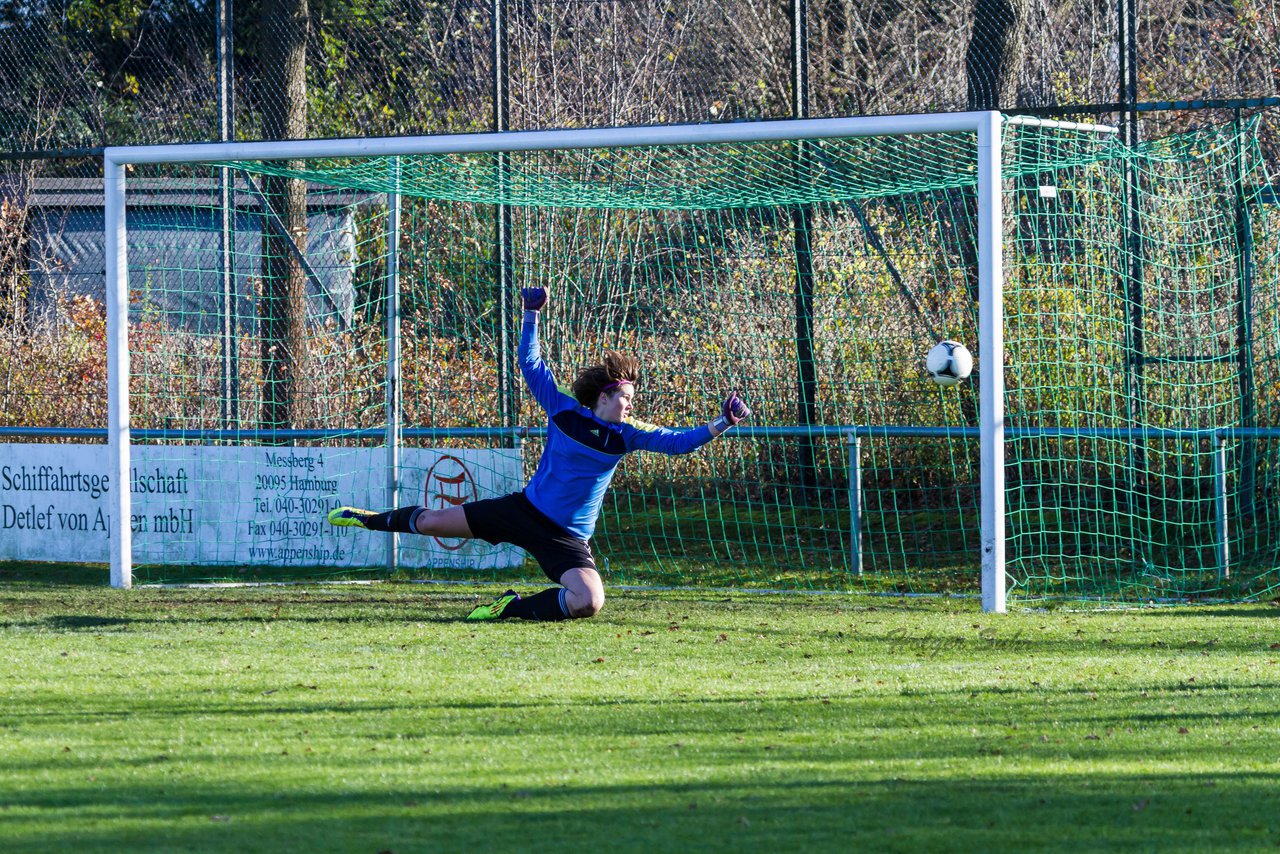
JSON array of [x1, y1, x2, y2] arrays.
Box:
[[0, 444, 524, 569]]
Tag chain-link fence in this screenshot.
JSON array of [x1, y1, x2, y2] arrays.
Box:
[[1, 0, 1278, 157], [2, 1, 1279, 593]]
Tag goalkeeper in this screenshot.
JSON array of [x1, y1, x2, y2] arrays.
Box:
[[329, 286, 750, 622]]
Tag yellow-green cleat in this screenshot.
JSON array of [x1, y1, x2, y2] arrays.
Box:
[[328, 506, 376, 529], [466, 590, 519, 621]]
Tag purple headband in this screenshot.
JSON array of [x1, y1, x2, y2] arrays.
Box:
[[601, 380, 631, 394]]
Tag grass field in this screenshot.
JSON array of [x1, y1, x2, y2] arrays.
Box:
[[1, 574, 1278, 853]]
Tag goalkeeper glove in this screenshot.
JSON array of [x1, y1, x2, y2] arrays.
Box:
[[712, 392, 751, 433], [521, 286, 548, 312]]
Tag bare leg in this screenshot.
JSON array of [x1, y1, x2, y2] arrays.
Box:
[[413, 505, 473, 538], [558, 567, 605, 618]]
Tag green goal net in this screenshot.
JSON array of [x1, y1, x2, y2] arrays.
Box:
[[1004, 118, 1280, 602], [93, 114, 1279, 603]]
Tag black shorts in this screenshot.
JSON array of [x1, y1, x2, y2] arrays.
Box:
[[463, 491, 596, 584]]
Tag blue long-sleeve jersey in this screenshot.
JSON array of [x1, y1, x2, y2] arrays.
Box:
[[519, 313, 715, 540]]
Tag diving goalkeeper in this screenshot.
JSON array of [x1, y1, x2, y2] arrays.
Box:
[[328, 286, 750, 622]]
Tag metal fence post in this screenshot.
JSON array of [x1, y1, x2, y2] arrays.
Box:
[[1214, 430, 1230, 579], [1232, 107, 1257, 515], [790, 0, 817, 495], [493, 0, 516, 445], [218, 0, 238, 429], [386, 159, 402, 575], [847, 431, 863, 576]]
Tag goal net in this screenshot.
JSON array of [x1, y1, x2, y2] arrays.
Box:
[[91, 113, 1280, 606], [1003, 117, 1280, 602]]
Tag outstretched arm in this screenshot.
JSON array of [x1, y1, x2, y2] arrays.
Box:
[[624, 392, 751, 454], [517, 287, 564, 413]]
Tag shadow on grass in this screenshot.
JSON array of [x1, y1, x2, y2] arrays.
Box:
[[41, 615, 133, 630], [6, 594, 1278, 654], [3, 680, 1277, 741], [0, 564, 108, 586], [1145, 606, 1280, 618], [15, 611, 474, 630], [1, 770, 1276, 852]]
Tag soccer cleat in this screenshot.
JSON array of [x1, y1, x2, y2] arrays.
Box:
[[466, 590, 519, 621], [328, 506, 377, 529]]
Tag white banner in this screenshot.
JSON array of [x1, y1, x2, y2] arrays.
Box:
[[0, 444, 524, 570]]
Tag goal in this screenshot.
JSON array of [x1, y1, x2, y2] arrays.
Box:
[[94, 111, 1275, 608]]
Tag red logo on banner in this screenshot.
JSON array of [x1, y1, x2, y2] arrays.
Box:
[[424, 454, 477, 550]]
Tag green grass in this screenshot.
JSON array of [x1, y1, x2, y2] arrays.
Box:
[[1, 577, 1279, 852]]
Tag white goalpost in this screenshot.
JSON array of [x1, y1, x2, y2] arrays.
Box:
[[103, 112, 1016, 607]]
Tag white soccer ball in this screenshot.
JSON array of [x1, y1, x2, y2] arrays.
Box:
[[925, 340, 973, 386]]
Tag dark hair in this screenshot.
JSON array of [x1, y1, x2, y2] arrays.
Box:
[[572, 351, 642, 408]]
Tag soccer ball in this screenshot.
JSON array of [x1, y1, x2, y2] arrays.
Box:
[[925, 340, 973, 386]]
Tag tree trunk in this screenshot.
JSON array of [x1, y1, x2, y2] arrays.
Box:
[[259, 0, 310, 430], [957, 0, 1027, 426], [966, 0, 1028, 111]]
